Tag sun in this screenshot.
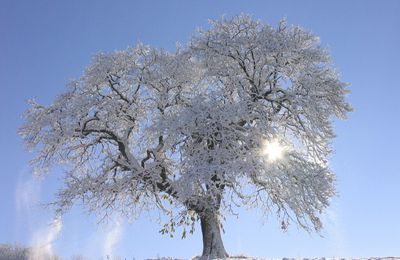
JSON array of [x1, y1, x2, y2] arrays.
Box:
[[262, 140, 285, 162]]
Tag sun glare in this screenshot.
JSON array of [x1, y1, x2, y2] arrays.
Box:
[[262, 140, 285, 162]]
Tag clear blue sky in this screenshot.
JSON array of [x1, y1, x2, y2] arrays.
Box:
[[1, 0, 399, 259]]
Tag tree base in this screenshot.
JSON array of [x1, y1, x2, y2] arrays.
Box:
[[199, 211, 229, 259]]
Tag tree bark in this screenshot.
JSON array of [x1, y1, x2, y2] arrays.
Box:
[[199, 210, 229, 259]]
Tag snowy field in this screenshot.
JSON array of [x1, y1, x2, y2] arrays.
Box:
[[1, 245, 398, 260], [148, 257, 400, 260]]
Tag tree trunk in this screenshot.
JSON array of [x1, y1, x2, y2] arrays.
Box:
[[199, 210, 229, 259]]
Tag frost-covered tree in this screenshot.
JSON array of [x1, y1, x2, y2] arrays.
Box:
[[20, 15, 351, 259], [0, 244, 61, 260]]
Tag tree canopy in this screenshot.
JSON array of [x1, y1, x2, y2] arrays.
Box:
[[20, 15, 351, 258]]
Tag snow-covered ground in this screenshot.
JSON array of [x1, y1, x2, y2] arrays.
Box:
[[2, 245, 398, 260], [147, 257, 400, 260]]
